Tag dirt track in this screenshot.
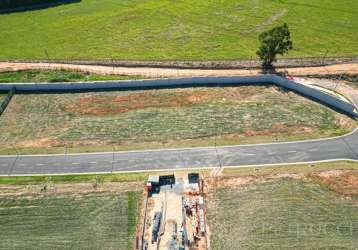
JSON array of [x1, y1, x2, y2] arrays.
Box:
[[1, 62, 358, 78]]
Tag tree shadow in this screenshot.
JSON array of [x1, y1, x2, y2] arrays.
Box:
[[0, 0, 81, 15], [260, 63, 290, 78], [260, 64, 280, 75]]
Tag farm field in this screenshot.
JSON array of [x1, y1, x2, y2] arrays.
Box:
[[0, 0, 357, 60], [0, 70, 146, 83], [0, 85, 355, 154], [0, 184, 140, 250], [207, 167, 358, 249]]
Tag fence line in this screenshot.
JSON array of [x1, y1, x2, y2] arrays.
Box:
[[4, 56, 358, 69], [0, 75, 356, 117]]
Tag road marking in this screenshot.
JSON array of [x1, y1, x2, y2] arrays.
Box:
[[288, 151, 297, 153], [72, 162, 80, 165], [0, 164, 9, 167], [89, 161, 97, 164]]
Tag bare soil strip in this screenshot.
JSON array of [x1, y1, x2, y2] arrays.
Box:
[[1, 62, 358, 78], [4, 57, 358, 69]]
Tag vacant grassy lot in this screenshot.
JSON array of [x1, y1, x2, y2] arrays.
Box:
[[207, 171, 358, 249], [0, 70, 145, 83], [0, 0, 357, 60], [0, 187, 140, 249], [0, 85, 355, 154]]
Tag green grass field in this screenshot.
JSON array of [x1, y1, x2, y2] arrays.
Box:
[[207, 176, 358, 249], [0, 86, 354, 154], [0, 0, 357, 60], [0, 70, 145, 83], [0, 190, 140, 249]]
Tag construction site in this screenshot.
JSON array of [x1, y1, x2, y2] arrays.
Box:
[[136, 173, 208, 250]]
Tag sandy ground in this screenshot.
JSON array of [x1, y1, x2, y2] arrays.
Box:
[[1, 62, 358, 78]]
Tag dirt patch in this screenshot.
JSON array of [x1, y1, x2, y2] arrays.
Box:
[[336, 116, 356, 129], [207, 169, 358, 197], [66, 91, 209, 116], [16, 138, 61, 148], [65, 87, 263, 116], [310, 170, 358, 196], [0, 182, 142, 197], [205, 176, 256, 191], [316, 169, 345, 178], [205, 172, 303, 192]]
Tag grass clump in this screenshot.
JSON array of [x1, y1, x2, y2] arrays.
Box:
[[0, 70, 145, 83]]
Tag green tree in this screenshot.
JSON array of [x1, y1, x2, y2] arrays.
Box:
[[257, 23, 293, 68]]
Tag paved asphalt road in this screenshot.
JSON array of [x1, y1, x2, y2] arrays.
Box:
[[0, 128, 357, 175]]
